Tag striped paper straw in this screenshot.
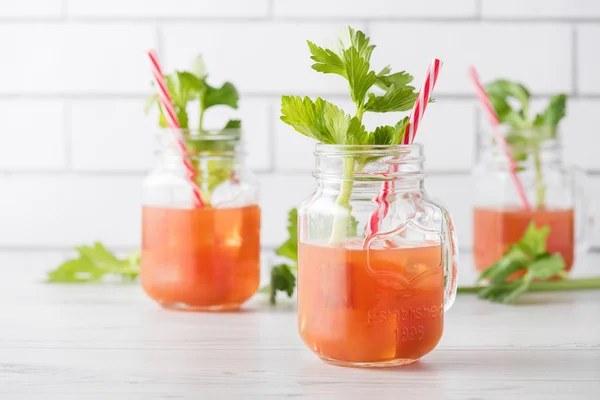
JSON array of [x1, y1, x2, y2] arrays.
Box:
[[468, 66, 530, 211], [365, 58, 443, 238], [147, 50, 205, 208]]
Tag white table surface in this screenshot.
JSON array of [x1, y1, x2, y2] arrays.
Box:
[[1, 252, 599, 399]]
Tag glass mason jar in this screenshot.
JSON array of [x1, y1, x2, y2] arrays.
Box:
[[472, 127, 593, 273], [297, 144, 459, 368], [141, 129, 260, 311]]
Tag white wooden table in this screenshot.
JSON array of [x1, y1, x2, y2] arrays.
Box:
[[1, 252, 599, 399]]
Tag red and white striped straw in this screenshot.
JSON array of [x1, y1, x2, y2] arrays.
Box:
[[403, 59, 442, 145], [365, 58, 443, 238], [468, 66, 531, 211], [147, 50, 205, 208]]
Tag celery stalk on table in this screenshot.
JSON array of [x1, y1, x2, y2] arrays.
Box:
[[457, 222, 600, 304]]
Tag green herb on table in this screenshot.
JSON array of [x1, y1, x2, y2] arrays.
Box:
[[265, 264, 297, 305], [260, 209, 298, 304], [47, 243, 140, 283], [280, 27, 423, 244], [457, 222, 600, 304], [145, 55, 242, 207], [486, 79, 567, 208]]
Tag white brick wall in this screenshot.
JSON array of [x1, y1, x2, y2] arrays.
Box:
[[1, 0, 600, 256], [272, 0, 478, 18], [481, 0, 600, 19], [370, 23, 572, 95], [67, 0, 270, 18], [577, 25, 600, 94], [161, 22, 366, 94], [0, 100, 66, 170], [0, 0, 62, 18]]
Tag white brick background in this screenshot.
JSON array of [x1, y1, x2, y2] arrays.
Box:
[[1, 0, 600, 264]]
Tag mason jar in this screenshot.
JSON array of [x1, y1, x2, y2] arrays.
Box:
[[141, 129, 260, 311], [297, 144, 459, 368], [472, 127, 593, 273]]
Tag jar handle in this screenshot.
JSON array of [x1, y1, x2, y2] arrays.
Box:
[[429, 198, 460, 312], [572, 167, 594, 254], [363, 197, 459, 311]]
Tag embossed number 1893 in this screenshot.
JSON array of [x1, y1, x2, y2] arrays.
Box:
[[395, 325, 425, 342]]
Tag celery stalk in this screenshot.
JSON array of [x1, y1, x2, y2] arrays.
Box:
[[457, 277, 600, 294], [329, 157, 355, 244], [532, 141, 546, 208]]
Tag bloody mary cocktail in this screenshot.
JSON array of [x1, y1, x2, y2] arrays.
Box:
[[141, 204, 260, 311], [298, 240, 444, 366]]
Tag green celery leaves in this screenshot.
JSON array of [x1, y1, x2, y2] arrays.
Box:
[[371, 117, 409, 145], [487, 79, 531, 119], [485, 78, 568, 208], [202, 82, 239, 110], [47, 243, 140, 283], [261, 208, 299, 304], [282, 27, 418, 148], [307, 41, 346, 77], [280, 26, 422, 245], [343, 46, 377, 106], [485, 79, 567, 138], [535, 94, 567, 136], [280, 96, 368, 145], [464, 222, 567, 304], [364, 86, 417, 113], [275, 208, 298, 262], [375, 69, 415, 91], [145, 55, 240, 132], [267, 264, 297, 304]]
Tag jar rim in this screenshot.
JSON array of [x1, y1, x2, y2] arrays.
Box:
[[154, 128, 244, 158], [479, 125, 560, 143], [156, 128, 242, 142], [314, 143, 423, 156]]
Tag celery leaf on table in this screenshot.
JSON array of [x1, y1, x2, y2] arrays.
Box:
[[458, 222, 573, 304], [268, 264, 297, 305], [47, 243, 140, 283]]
